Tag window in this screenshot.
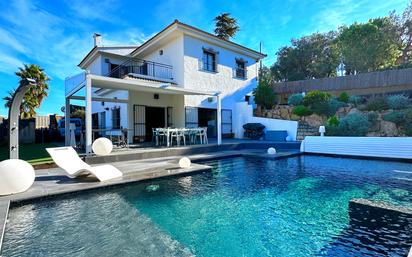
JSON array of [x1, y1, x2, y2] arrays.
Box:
[[235, 59, 246, 79], [202, 50, 217, 72], [109, 63, 119, 78], [111, 107, 121, 129]]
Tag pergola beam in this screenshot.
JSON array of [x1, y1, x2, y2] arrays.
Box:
[[69, 95, 129, 103]]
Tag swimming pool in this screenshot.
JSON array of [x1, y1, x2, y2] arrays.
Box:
[[2, 156, 412, 256]]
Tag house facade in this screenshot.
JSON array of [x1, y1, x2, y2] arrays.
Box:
[[65, 20, 271, 152]]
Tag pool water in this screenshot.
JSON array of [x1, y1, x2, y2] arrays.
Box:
[[2, 156, 412, 256]]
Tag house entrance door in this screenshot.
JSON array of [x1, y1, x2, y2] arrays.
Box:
[[145, 106, 165, 141]]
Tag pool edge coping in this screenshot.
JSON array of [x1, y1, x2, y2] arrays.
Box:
[[5, 151, 303, 207]]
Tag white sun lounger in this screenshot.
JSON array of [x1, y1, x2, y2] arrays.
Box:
[[46, 147, 123, 182]]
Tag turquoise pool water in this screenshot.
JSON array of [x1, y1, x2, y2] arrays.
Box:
[[2, 156, 412, 256]]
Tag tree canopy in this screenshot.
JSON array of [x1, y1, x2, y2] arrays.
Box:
[[214, 13, 239, 40], [271, 32, 340, 81], [3, 64, 49, 118], [391, 1, 412, 65], [337, 18, 400, 74], [269, 2, 412, 81]]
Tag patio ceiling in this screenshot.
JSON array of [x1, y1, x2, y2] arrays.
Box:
[[89, 74, 216, 96]]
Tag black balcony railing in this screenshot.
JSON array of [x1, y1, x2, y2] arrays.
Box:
[[107, 58, 173, 81]]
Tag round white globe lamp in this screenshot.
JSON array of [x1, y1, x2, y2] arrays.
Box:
[[92, 137, 113, 156], [179, 157, 191, 169], [267, 147, 277, 155], [286, 135, 293, 142], [0, 159, 35, 196]]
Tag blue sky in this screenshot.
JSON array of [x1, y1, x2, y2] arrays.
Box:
[[0, 0, 408, 116]]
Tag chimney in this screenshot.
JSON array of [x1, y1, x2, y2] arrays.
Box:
[[93, 33, 102, 47]]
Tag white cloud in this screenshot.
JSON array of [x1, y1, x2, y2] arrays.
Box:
[[103, 29, 155, 46], [65, 0, 124, 23], [309, 0, 408, 33], [0, 52, 23, 75], [0, 28, 27, 54], [0, 0, 155, 81]]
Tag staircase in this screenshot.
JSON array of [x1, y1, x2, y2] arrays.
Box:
[[297, 122, 319, 141]]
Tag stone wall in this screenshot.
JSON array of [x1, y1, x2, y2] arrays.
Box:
[[255, 104, 405, 138], [256, 106, 327, 128]]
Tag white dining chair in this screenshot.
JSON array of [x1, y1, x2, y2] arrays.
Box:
[[170, 129, 186, 146], [201, 127, 208, 144]]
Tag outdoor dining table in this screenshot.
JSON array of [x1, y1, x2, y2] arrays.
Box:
[[154, 128, 205, 147]]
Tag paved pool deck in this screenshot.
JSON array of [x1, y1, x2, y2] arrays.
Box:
[[0, 147, 302, 252]]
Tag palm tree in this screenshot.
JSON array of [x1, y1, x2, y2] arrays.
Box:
[[3, 64, 50, 118], [214, 13, 240, 40]]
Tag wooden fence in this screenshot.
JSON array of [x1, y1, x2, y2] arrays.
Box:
[[271, 68, 412, 95]]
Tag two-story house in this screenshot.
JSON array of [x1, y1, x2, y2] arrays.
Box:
[[65, 20, 266, 153]]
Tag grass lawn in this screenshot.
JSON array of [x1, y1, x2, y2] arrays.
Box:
[[0, 142, 61, 164]]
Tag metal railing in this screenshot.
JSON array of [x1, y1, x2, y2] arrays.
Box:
[[106, 58, 173, 82], [198, 58, 218, 73]]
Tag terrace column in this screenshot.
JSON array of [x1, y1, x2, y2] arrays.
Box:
[[85, 75, 92, 154], [216, 93, 222, 146], [64, 97, 70, 146]]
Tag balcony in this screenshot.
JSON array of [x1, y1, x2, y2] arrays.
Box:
[[107, 58, 173, 83]]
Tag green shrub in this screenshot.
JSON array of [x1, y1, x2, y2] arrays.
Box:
[[366, 112, 378, 126], [383, 111, 405, 125], [348, 95, 363, 106], [404, 124, 412, 136], [311, 99, 345, 117], [364, 97, 388, 111], [288, 93, 304, 106], [325, 116, 340, 136], [386, 94, 410, 110], [325, 124, 341, 136], [302, 90, 331, 106], [338, 113, 370, 136], [328, 99, 346, 114], [253, 80, 277, 109], [292, 105, 313, 116], [338, 92, 350, 103], [327, 115, 339, 126]]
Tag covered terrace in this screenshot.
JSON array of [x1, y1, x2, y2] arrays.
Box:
[[64, 72, 222, 154]]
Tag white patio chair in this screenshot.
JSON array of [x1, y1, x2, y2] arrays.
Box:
[[46, 147, 123, 182], [196, 127, 208, 144], [152, 128, 159, 146], [170, 129, 186, 146], [157, 128, 167, 145], [202, 127, 208, 144]]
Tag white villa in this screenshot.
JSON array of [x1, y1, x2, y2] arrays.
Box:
[[65, 20, 297, 153]]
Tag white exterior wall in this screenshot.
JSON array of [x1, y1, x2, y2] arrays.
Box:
[[234, 102, 298, 141], [139, 35, 185, 86], [182, 35, 259, 110], [79, 32, 273, 142], [87, 56, 103, 75]]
